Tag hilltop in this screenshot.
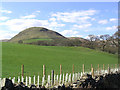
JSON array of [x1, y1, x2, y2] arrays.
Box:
[[9, 27, 66, 43]]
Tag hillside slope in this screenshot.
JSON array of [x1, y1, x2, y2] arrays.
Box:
[[9, 27, 66, 42], [2, 42, 117, 77]]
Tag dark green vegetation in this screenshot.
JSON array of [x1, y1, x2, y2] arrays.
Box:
[[2, 42, 118, 79], [9, 27, 66, 43], [23, 38, 52, 43]]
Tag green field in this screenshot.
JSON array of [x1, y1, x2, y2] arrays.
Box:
[[2, 42, 118, 79]]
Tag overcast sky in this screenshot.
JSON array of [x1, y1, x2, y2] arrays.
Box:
[[0, 2, 118, 39]]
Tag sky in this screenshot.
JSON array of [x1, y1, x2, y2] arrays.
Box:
[[0, 2, 118, 39]]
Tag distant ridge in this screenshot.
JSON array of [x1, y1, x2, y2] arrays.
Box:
[[9, 27, 66, 42]]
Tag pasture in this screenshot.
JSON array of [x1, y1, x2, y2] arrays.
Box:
[[2, 42, 118, 78]]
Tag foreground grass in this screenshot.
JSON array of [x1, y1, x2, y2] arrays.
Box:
[[2, 42, 118, 79]]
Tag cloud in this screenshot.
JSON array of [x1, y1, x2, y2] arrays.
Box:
[[73, 24, 92, 29], [60, 30, 78, 36], [0, 18, 65, 33], [0, 9, 12, 14], [49, 21, 65, 27], [0, 16, 9, 21], [98, 20, 108, 24], [0, 19, 49, 31], [51, 10, 97, 23], [21, 10, 41, 19], [75, 35, 83, 37], [109, 18, 117, 22], [49, 18, 56, 21], [106, 26, 117, 30], [0, 33, 16, 39], [21, 15, 36, 19], [0, 30, 16, 39], [35, 11, 40, 13]]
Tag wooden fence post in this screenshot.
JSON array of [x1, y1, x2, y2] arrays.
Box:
[[60, 64, 62, 75], [83, 64, 84, 74], [73, 64, 74, 73], [43, 65, 45, 77], [91, 67, 94, 78], [21, 64, 24, 77]]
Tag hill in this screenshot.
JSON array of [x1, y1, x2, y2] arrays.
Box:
[[67, 37, 89, 42], [2, 42, 117, 78], [9, 27, 66, 43]]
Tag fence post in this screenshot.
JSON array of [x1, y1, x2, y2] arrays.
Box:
[[12, 77, 15, 84], [68, 73, 71, 84], [51, 70, 54, 86], [48, 75, 50, 87], [54, 74, 56, 85], [60, 64, 62, 75], [18, 76, 20, 83], [21, 76, 24, 82], [65, 73, 68, 85], [56, 75, 59, 84], [72, 73, 74, 83], [83, 64, 84, 74], [73, 64, 74, 73], [21, 64, 24, 77], [62, 73, 64, 84], [25, 76, 28, 86], [59, 74, 62, 85], [29, 76, 31, 85], [91, 67, 94, 78], [33, 75, 35, 85], [37, 75, 39, 87], [43, 65, 45, 78], [0, 78, 1, 90]]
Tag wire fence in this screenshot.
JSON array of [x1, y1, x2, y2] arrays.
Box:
[[2, 64, 119, 81]]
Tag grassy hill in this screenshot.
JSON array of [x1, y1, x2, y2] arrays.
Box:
[[2, 42, 118, 78], [9, 27, 66, 43]]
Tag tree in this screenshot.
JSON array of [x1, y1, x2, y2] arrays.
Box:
[[99, 34, 110, 51], [18, 40, 23, 44], [88, 35, 100, 49]]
